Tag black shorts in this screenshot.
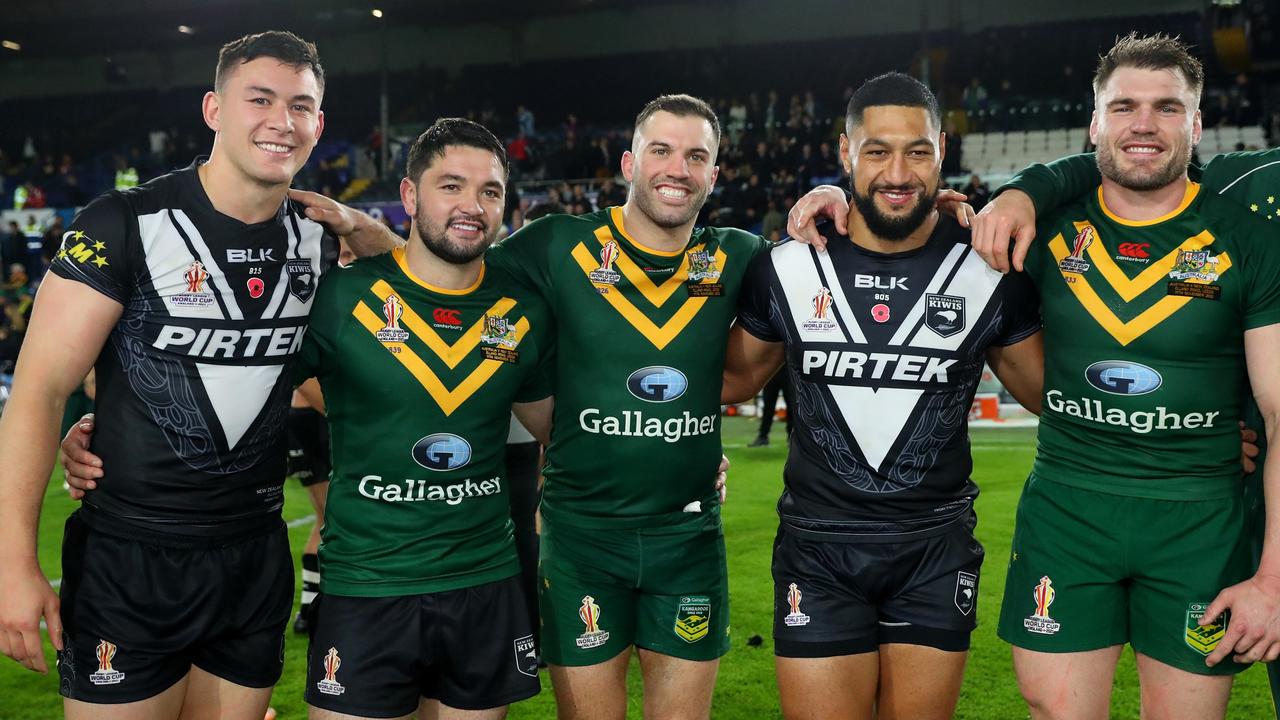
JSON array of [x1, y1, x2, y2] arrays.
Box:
[[772, 520, 984, 657], [304, 575, 540, 716], [57, 510, 293, 703], [287, 406, 330, 487]]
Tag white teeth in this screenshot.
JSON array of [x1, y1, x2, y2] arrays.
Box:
[[1125, 147, 1160, 154], [450, 222, 480, 232], [256, 142, 292, 154], [657, 187, 688, 198]]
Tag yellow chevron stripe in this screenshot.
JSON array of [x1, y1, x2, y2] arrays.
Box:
[[369, 279, 515, 369], [592, 225, 690, 307], [1079, 223, 1217, 302], [1049, 233, 1232, 346], [352, 302, 529, 415]]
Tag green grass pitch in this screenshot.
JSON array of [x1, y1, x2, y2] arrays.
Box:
[[2, 418, 1274, 718]]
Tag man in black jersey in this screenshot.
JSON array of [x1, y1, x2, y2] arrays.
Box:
[[0, 32, 398, 718], [722, 73, 1044, 720]]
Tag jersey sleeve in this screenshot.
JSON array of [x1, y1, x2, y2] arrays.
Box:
[[1237, 217, 1280, 331], [292, 270, 344, 384], [489, 216, 559, 304], [992, 270, 1042, 346], [736, 245, 782, 342], [514, 292, 555, 403], [998, 154, 1100, 216], [48, 193, 136, 304], [1201, 148, 1280, 201]]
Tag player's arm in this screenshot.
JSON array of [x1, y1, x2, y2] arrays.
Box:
[[985, 331, 1043, 415], [722, 324, 785, 404], [513, 397, 553, 447], [786, 186, 974, 252], [288, 188, 404, 258], [1204, 322, 1280, 667], [296, 377, 326, 414], [0, 275, 123, 672]]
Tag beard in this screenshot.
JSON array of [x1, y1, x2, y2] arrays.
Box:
[[415, 207, 496, 265], [631, 181, 710, 229], [849, 180, 938, 241], [1096, 136, 1191, 191]]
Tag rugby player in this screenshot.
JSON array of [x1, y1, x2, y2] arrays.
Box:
[[722, 72, 1044, 720], [961, 34, 1280, 720], [0, 31, 398, 719]]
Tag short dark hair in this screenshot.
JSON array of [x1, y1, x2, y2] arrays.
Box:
[[215, 31, 325, 96], [1094, 32, 1204, 97], [845, 72, 941, 132], [634, 94, 721, 146], [524, 201, 565, 222], [406, 118, 509, 183]]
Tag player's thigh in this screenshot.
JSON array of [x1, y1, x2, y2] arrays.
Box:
[[430, 576, 540, 711], [309, 707, 412, 720], [178, 665, 274, 720], [633, 522, 730, 661], [63, 673, 188, 720], [538, 519, 639, 667], [771, 526, 879, 659], [775, 654, 878, 720], [548, 650, 631, 720], [635, 648, 718, 720], [877, 644, 967, 720], [1135, 652, 1233, 720], [1011, 645, 1123, 720], [422, 698, 509, 720], [998, 475, 1129, 653], [1128, 493, 1251, 677], [304, 594, 424, 718]]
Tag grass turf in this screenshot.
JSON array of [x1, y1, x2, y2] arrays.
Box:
[[2, 418, 1274, 718]]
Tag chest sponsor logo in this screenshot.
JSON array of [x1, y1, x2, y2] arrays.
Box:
[[955, 571, 977, 616], [1084, 360, 1162, 396], [627, 366, 689, 403], [1116, 242, 1151, 263], [376, 295, 411, 343], [1044, 389, 1219, 434], [1023, 576, 1061, 635], [225, 248, 275, 263], [89, 640, 125, 686], [579, 408, 717, 443], [1185, 603, 1226, 656], [576, 596, 611, 649], [514, 635, 538, 677], [1058, 226, 1093, 274], [153, 323, 305, 359], [1048, 224, 1230, 346], [358, 474, 501, 504], [783, 583, 811, 627], [925, 294, 965, 337], [411, 433, 472, 471], [852, 274, 908, 291], [801, 350, 955, 384], [171, 261, 215, 307], [674, 596, 711, 643], [803, 288, 839, 333], [316, 647, 345, 696], [571, 217, 726, 350], [286, 258, 316, 302]]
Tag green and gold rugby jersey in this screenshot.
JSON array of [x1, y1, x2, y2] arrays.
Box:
[[294, 246, 553, 595], [1026, 181, 1280, 499], [490, 207, 769, 529]]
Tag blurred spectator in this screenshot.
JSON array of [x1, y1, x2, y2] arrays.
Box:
[[963, 77, 989, 131], [516, 105, 536, 138], [961, 174, 992, 212], [114, 155, 139, 191], [597, 179, 626, 207], [761, 199, 785, 242]]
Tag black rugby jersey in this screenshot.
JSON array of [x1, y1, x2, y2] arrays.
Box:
[[49, 160, 335, 535], [737, 217, 1040, 538]]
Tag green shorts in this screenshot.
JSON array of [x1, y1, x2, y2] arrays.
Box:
[[997, 473, 1251, 676], [537, 510, 730, 666]]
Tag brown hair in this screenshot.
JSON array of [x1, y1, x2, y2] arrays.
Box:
[[214, 31, 325, 97], [634, 94, 721, 146], [1094, 32, 1203, 97]]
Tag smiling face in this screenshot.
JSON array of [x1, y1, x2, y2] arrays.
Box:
[[1092, 65, 1200, 191], [840, 105, 943, 241], [400, 145, 506, 265], [203, 57, 324, 188], [622, 110, 719, 229]]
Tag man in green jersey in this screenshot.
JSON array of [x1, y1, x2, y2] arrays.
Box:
[[487, 94, 767, 720], [291, 118, 555, 719], [949, 34, 1280, 720]]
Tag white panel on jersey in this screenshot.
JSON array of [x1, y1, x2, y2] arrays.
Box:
[[138, 211, 224, 321], [827, 385, 924, 471], [815, 248, 867, 344], [889, 244, 967, 346], [171, 210, 243, 320], [907, 250, 1004, 351], [277, 215, 325, 318], [772, 243, 850, 344], [197, 362, 284, 449]]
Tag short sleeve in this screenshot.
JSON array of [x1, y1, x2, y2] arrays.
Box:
[[736, 245, 783, 342], [1239, 218, 1280, 331], [48, 193, 135, 304], [489, 216, 559, 303], [992, 270, 1042, 346], [514, 292, 555, 403], [999, 154, 1100, 217], [291, 271, 342, 384]]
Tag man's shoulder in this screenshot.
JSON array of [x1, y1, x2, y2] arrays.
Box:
[[698, 224, 766, 251], [506, 211, 605, 247]]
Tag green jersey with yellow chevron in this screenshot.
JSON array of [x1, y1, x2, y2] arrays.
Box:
[[1026, 181, 1280, 499], [294, 246, 553, 595], [489, 206, 769, 528]]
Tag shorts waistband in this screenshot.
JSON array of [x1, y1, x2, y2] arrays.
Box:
[[76, 505, 284, 548], [780, 505, 973, 543]]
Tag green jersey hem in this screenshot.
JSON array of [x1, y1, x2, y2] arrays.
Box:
[[1031, 460, 1241, 501], [319, 560, 520, 597]]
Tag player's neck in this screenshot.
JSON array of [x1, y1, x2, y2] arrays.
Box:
[[1098, 175, 1192, 223], [846, 205, 938, 254], [404, 232, 484, 292], [198, 157, 290, 225], [620, 202, 694, 254]]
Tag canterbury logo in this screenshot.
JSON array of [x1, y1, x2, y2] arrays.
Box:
[[1049, 221, 1230, 346], [353, 280, 528, 415], [432, 308, 462, 326], [571, 208, 727, 350], [1117, 242, 1150, 259]]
